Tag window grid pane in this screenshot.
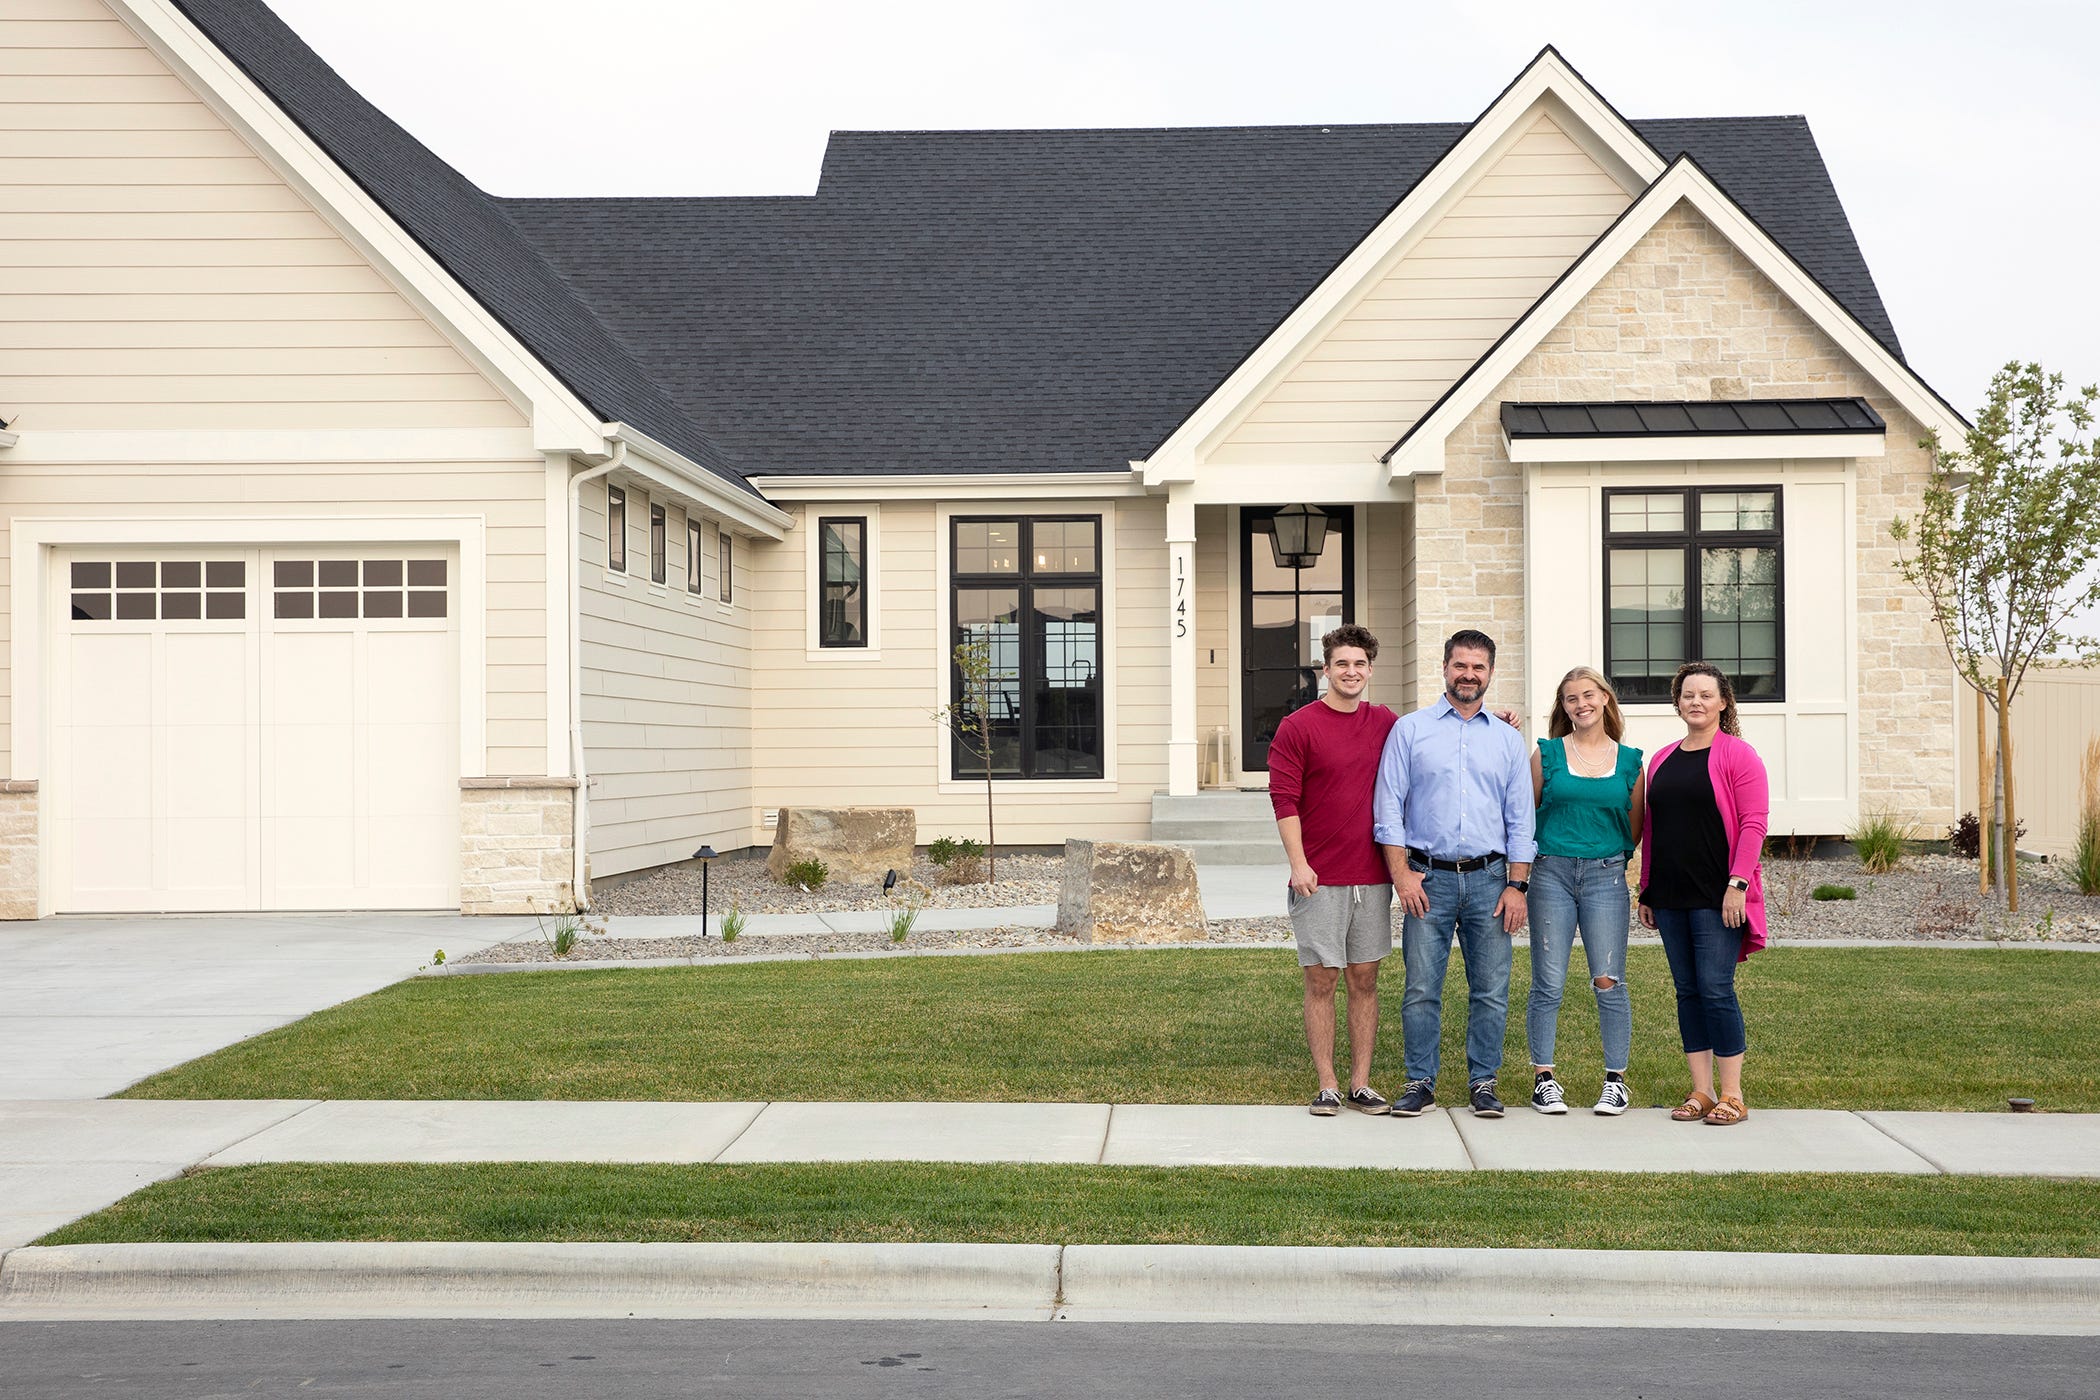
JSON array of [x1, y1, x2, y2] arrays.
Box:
[[649, 504, 667, 584], [719, 532, 733, 604], [70, 559, 246, 623], [273, 558, 446, 621], [686, 518, 704, 595], [819, 518, 867, 647], [606, 485, 626, 572]]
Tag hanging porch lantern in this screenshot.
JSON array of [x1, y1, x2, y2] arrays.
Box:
[[1269, 503, 1330, 571]]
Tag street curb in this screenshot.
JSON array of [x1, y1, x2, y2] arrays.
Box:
[[4, 1242, 2097, 1333]]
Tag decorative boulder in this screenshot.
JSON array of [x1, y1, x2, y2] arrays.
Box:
[[1056, 839, 1208, 944], [765, 807, 916, 885]]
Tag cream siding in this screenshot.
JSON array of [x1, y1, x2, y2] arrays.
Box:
[[752, 498, 1168, 846], [0, 0, 525, 432], [576, 481, 754, 879], [0, 0, 549, 779], [1210, 114, 1630, 465]]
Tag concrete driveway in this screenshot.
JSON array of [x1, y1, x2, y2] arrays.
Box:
[[0, 913, 531, 1100]]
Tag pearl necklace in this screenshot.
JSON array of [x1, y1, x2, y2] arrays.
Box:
[[1565, 732, 1616, 777]]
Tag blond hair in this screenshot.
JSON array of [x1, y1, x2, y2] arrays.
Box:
[[1547, 666, 1625, 742]]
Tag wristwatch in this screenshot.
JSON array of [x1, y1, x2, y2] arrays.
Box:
[[1727, 876, 1750, 892], [1505, 879, 1529, 894]]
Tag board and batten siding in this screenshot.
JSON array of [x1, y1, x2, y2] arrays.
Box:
[[751, 498, 1168, 846], [576, 480, 754, 879], [0, 0, 550, 777], [1208, 113, 1631, 466]]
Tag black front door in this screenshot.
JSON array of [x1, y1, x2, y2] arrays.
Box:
[[1240, 506, 1353, 773]]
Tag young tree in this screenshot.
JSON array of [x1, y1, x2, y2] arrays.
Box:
[[931, 634, 1001, 882], [1891, 361, 2100, 904]]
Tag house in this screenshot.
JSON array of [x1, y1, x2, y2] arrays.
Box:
[[0, 0, 1964, 917]]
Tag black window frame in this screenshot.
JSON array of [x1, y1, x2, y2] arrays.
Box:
[[949, 514, 1105, 781], [685, 515, 704, 596], [719, 530, 733, 604], [605, 484, 626, 573], [817, 515, 869, 648], [649, 502, 667, 584], [1602, 485, 1786, 703]]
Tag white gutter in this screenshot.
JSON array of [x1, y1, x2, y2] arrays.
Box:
[[564, 437, 627, 910], [608, 424, 791, 537]]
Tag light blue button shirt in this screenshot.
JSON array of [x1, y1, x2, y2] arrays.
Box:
[[1372, 694, 1538, 863]]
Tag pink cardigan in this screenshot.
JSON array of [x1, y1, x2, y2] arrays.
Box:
[[1639, 730, 1770, 960]]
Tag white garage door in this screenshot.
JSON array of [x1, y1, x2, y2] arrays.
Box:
[[50, 548, 460, 912]]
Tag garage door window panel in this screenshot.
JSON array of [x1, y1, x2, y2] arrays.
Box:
[[71, 559, 247, 623]]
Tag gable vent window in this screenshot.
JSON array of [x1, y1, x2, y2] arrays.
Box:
[[818, 516, 867, 646], [1604, 486, 1783, 701]]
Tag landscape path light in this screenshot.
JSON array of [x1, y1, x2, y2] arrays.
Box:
[[693, 845, 718, 937]]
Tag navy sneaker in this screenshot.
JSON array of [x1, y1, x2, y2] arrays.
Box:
[[1309, 1088, 1342, 1117], [1531, 1073, 1568, 1115], [1347, 1086, 1390, 1116], [1391, 1079, 1436, 1117], [1594, 1078, 1631, 1116], [1469, 1079, 1506, 1118]]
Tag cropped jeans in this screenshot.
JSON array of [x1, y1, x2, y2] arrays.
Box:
[[1653, 905, 1748, 1058], [1399, 856, 1511, 1087], [1524, 854, 1632, 1073]]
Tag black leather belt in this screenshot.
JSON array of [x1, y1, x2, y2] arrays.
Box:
[[1407, 848, 1504, 873]]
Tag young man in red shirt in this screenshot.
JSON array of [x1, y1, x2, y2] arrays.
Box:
[[1267, 624, 1400, 1115]]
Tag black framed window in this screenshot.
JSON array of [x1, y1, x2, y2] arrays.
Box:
[[1604, 486, 1783, 701], [649, 502, 667, 584], [605, 484, 626, 573], [719, 531, 733, 604], [819, 516, 868, 647], [950, 516, 1102, 779], [686, 516, 704, 596]]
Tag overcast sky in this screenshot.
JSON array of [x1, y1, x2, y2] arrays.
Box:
[[269, 0, 2097, 420]]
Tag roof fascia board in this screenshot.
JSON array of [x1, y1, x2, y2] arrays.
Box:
[[1386, 159, 1968, 479], [748, 472, 1149, 502], [110, 0, 609, 457], [1136, 47, 1665, 484], [1508, 432, 1885, 463], [610, 425, 792, 536]]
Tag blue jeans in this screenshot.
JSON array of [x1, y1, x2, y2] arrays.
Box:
[[1400, 857, 1511, 1086], [1653, 905, 1747, 1058], [1525, 854, 1633, 1073]]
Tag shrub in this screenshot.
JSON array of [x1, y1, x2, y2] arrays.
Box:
[[1812, 884, 1856, 901], [1848, 810, 1912, 874], [1950, 811, 2027, 860], [720, 905, 745, 943], [888, 902, 921, 944], [2075, 739, 2100, 896], [928, 836, 986, 869], [782, 857, 829, 890]]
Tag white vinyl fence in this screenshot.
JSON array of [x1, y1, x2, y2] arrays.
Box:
[[1954, 667, 2100, 857]]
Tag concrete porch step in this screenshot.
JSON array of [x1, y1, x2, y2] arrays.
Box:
[[1147, 817, 1281, 843], [1162, 839, 1291, 868], [1150, 791, 1274, 821]]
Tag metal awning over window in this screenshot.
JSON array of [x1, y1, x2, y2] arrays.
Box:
[[1500, 397, 1885, 463]]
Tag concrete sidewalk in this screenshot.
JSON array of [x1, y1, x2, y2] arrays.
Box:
[[8, 1096, 2099, 1252]]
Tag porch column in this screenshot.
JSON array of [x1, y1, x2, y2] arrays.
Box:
[[1167, 484, 1199, 795]]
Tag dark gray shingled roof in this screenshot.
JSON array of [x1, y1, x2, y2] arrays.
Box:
[[173, 3, 1911, 484], [1502, 398, 1885, 438], [169, 0, 756, 494]]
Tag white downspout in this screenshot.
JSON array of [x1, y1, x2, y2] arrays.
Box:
[[566, 436, 626, 910]]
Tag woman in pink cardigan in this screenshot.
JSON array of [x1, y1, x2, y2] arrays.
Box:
[[1636, 662, 1769, 1126]]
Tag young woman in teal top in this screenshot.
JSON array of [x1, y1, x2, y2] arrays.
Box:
[[1525, 666, 1645, 1115]]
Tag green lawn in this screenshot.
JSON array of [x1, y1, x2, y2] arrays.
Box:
[[40, 1162, 2100, 1258], [121, 947, 2100, 1112]]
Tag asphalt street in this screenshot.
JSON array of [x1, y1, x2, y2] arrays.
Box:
[[2, 1320, 2094, 1399]]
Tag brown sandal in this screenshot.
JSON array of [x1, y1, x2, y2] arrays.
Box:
[[1670, 1091, 1717, 1122], [1703, 1095, 1749, 1126]]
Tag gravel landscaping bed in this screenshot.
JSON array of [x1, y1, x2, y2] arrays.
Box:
[[1759, 853, 2099, 943], [457, 917, 1290, 965], [587, 852, 1062, 916]]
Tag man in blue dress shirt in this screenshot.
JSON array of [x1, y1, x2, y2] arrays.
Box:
[[1374, 629, 1536, 1119]]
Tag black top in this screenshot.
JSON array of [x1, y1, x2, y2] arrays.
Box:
[[1643, 747, 1730, 910]]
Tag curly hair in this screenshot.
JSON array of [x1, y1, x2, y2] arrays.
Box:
[[1670, 661, 1741, 737], [1321, 624, 1379, 665]]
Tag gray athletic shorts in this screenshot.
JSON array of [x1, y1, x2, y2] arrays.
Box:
[[1287, 883, 1395, 968]]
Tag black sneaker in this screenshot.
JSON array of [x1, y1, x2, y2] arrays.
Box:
[[1347, 1086, 1390, 1116], [1469, 1080, 1506, 1118], [1530, 1073, 1568, 1115], [1594, 1078, 1631, 1116], [1391, 1079, 1436, 1117], [1309, 1088, 1342, 1117]]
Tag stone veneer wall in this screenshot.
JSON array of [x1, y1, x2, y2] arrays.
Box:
[[460, 777, 579, 915], [1415, 202, 1954, 824], [0, 780, 37, 920]]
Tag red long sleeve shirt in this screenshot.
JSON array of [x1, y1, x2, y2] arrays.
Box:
[[1266, 699, 1399, 886]]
